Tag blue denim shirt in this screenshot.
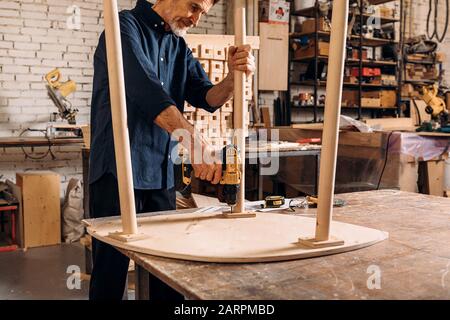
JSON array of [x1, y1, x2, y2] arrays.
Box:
[[89, 0, 216, 189]]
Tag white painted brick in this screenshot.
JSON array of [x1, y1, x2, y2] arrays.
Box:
[[0, 9, 19, 17], [81, 16, 100, 25], [58, 37, 84, 45], [0, 41, 13, 49], [0, 91, 21, 98], [8, 98, 35, 106], [1, 26, 20, 34], [0, 74, 14, 81], [0, 2, 20, 10], [63, 53, 88, 61], [22, 106, 52, 114], [21, 11, 47, 20], [0, 57, 14, 64], [32, 36, 58, 44], [9, 114, 36, 122], [41, 59, 68, 68], [8, 49, 35, 58], [4, 34, 31, 42], [14, 57, 42, 66], [47, 13, 68, 23], [36, 51, 62, 59], [0, 17, 23, 26], [3, 65, 29, 74], [31, 83, 46, 90], [30, 66, 53, 75], [47, 29, 74, 38], [20, 27, 47, 36], [68, 60, 93, 68], [67, 45, 94, 53], [21, 3, 49, 12], [15, 74, 43, 82], [20, 90, 47, 98], [84, 38, 99, 46], [14, 42, 40, 50], [24, 19, 51, 28], [42, 43, 67, 52]]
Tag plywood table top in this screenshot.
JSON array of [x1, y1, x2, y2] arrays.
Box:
[[117, 190, 450, 300]]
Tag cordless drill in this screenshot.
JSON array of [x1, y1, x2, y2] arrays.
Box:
[[178, 144, 241, 210]]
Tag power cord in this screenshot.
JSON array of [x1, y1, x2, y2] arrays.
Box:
[[427, 0, 449, 43], [19, 128, 55, 160], [376, 131, 394, 190]]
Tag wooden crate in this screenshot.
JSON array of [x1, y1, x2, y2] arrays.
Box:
[[210, 60, 224, 74], [16, 171, 61, 248], [213, 46, 226, 61], [199, 44, 214, 59]]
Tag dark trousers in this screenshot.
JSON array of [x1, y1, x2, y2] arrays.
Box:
[[89, 173, 182, 300]]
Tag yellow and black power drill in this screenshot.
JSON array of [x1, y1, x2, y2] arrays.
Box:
[[178, 144, 241, 210]]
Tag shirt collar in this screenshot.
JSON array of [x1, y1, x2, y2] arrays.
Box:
[[133, 0, 170, 34]]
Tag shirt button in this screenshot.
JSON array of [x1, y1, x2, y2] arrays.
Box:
[[161, 22, 164, 25], [161, 82, 164, 86], [160, 57, 164, 61], [154, 24, 158, 27]]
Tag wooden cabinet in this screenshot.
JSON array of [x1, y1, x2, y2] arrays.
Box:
[[16, 171, 61, 248]]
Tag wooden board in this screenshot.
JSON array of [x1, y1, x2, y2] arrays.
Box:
[[119, 190, 450, 300], [364, 118, 416, 131], [85, 211, 387, 263], [16, 171, 61, 248], [258, 23, 289, 90]]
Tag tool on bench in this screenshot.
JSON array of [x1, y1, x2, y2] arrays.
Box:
[[179, 144, 241, 212], [415, 84, 450, 133], [44, 69, 84, 138], [45, 68, 78, 124], [260, 195, 285, 209]]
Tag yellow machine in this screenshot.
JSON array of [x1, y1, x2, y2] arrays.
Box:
[[45, 68, 78, 125], [416, 85, 450, 132]]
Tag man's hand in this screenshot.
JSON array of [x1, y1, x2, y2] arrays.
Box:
[[227, 45, 256, 77], [190, 135, 222, 185]]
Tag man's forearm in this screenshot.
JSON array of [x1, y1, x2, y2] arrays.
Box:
[[154, 105, 205, 150], [206, 73, 234, 107], [155, 105, 193, 134]]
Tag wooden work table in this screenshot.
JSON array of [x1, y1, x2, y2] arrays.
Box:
[[111, 190, 450, 300], [0, 136, 84, 148]]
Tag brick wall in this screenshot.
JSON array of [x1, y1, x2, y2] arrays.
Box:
[[0, 0, 226, 195]]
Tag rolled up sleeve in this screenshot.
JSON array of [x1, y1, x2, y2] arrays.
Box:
[[184, 49, 218, 113]]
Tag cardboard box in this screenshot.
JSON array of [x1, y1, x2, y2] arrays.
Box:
[[342, 90, 359, 106], [380, 90, 397, 107], [259, 0, 290, 24], [361, 98, 381, 107], [301, 17, 330, 33], [294, 40, 329, 58]]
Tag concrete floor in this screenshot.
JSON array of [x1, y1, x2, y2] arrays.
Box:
[[0, 243, 90, 299]]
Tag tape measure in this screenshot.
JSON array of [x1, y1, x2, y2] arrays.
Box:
[[261, 196, 285, 208]]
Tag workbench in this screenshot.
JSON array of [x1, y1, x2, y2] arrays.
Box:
[[108, 190, 450, 300], [0, 137, 84, 148]]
